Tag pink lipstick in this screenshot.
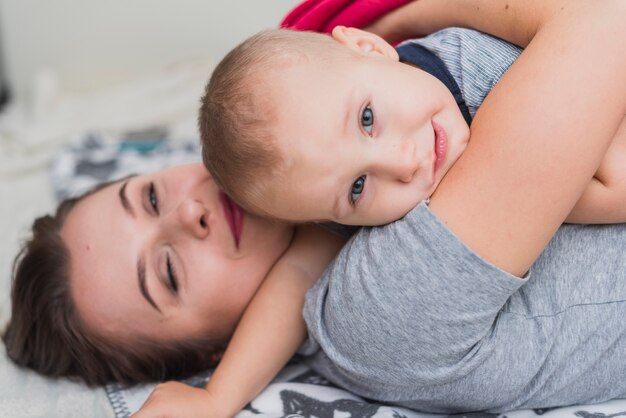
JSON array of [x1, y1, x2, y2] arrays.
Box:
[[219, 191, 243, 248]]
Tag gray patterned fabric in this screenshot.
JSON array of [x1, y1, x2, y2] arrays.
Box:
[[105, 363, 626, 418], [50, 129, 201, 201]]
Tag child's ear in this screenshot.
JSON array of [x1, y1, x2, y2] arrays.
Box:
[[331, 26, 399, 61]]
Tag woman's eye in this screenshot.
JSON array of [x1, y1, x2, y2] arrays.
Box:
[[360, 105, 374, 135], [148, 182, 159, 215], [166, 254, 178, 294], [350, 175, 366, 205]]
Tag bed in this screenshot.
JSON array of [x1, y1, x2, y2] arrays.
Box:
[[2, 41, 626, 418]]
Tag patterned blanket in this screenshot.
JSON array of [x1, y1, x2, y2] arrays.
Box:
[[105, 362, 626, 418]]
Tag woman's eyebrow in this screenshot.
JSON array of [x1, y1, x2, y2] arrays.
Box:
[[138, 255, 161, 313], [119, 180, 135, 218], [118, 178, 161, 312]]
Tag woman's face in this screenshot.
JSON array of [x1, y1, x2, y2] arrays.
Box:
[[61, 163, 294, 343]]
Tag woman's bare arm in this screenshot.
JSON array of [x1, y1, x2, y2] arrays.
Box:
[[428, 0, 626, 275], [366, 0, 546, 47]]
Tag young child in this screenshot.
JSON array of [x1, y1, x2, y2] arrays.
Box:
[[133, 5, 626, 418], [200, 27, 626, 227]]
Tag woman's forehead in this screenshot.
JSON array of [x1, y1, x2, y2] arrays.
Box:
[[61, 182, 152, 336]]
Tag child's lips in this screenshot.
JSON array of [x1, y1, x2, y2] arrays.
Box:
[[219, 191, 243, 248], [432, 120, 448, 175]]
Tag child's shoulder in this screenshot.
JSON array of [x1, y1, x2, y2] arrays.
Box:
[[402, 27, 522, 72], [402, 28, 523, 115], [407, 27, 518, 52]]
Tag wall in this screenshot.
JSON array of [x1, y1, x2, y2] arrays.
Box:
[[0, 0, 299, 103]]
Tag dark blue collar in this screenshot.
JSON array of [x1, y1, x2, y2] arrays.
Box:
[[396, 43, 472, 126]]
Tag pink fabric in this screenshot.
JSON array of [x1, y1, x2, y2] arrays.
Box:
[[280, 0, 412, 34]]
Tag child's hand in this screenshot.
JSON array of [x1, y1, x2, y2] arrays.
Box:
[[131, 381, 230, 418]]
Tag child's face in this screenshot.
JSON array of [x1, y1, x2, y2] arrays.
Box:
[[264, 28, 470, 226]]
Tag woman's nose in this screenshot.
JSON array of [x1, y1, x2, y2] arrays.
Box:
[[175, 199, 210, 239], [374, 139, 418, 182]]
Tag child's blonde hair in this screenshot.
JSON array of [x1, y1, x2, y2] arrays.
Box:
[[199, 28, 347, 216]]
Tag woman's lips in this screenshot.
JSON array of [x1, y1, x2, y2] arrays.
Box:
[[432, 120, 448, 174], [219, 191, 243, 248]]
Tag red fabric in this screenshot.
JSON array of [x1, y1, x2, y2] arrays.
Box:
[[280, 0, 412, 34]]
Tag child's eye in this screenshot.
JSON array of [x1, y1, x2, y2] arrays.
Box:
[[350, 175, 366, 205], [360, 105, 374, 135], [148, 182, 159, 215]]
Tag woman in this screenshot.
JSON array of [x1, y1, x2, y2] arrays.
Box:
[[4, 0, 626, 413], [3, 164, 295, 385]]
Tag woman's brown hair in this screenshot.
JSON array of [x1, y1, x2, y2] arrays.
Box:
[[2, 182, 223, 386]]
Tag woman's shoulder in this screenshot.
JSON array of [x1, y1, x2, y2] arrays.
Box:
[[302, 202, 526, 379]]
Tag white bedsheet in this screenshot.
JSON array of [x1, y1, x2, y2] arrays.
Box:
[[0, 166, 115, 418]]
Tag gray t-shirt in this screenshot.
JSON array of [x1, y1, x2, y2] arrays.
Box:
[[301, 29, 626, 413]]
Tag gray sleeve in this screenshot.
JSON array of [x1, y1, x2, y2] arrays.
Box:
[[301, 202, 527, 389]]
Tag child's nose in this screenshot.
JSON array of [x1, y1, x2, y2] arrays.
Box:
[[175, 199, 210, 239], [375, 139, 418, 182]]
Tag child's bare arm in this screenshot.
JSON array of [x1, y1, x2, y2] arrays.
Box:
[[567, 117, 626, 224], [133, 226, 344, 418]]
